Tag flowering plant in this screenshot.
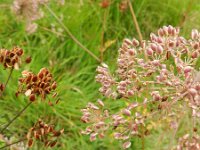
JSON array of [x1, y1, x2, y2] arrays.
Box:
[[81, 25, 200, 149]]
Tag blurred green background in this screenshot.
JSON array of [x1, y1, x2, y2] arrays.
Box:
[[0, 0, 199, 149]]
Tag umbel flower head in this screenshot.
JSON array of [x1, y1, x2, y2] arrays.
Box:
[[16, 68, 59, 105], [81, 26, 200, 149], [27, 119, 64, 147], [0, 47, 30, 69], [12, 0, 49, 34]]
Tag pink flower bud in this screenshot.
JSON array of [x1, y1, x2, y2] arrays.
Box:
[[123, 141, 131, 149], [184, 66, 192, 74], [128, 48, 136, 56], [156, 45, 163, 54], [127, 90, 134, 96], [158, 28, 164, 37], [90, 133, 98, 141], [146, 48, 153, 56], [168, 25, 173, 34], [123, 109, 131, 116], [191, 29, 199, 40], [151, 60, 160, 66], [188, 88, 197, 96], [114, 133, 122, 139], [132, 38, 139, 47], [124, 39, 132, 46], [150, 43, 157, 51], [157, 37, 163, 43], [192, 51, 198, 59], [150, 33, 157, 41], [97, 99, 104, 107]]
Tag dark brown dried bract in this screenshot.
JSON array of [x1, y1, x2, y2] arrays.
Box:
[[16, 68, 59, 104], [27, 119, 64, 148]]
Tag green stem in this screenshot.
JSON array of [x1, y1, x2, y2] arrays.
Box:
[[0, 138, 27, 149], [0, 102, 32, 134]]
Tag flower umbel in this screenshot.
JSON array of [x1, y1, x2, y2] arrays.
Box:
[[27, 119, 64, 147], [0, 47, 25, 69], [16, 68, 59, 105], [81, 26, 200, 149]]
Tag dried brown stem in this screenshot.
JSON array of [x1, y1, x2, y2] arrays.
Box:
[[127, 0, 143, 42], [127, 0, 148, 60], [44, 4, 101, 62]]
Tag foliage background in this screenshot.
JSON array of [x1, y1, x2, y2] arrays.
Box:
[[0, 0, 200, 149]]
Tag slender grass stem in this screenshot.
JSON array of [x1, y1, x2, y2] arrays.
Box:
[[0, 102, 32, 134], [44, 4, 101, 62], [4, 68, 14, 90], [0, 138, 27, 149]]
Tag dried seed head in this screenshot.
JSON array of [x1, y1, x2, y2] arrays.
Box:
[[27, 119, 63, 148], [17, 68, 59, 104]]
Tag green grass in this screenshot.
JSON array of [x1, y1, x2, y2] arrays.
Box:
[[0, 0, 200, 149]]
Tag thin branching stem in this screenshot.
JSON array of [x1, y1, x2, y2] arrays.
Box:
[[44, 4, 101, 62], [0, 102, 32, 134], [0, 138, 27, 149]]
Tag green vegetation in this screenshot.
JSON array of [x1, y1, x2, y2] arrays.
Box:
[[0, 0, 199, 149]]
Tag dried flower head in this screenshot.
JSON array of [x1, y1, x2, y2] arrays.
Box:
[[16, 68, 59, 105], [81, 26, 200, 149], [99, 0, 110, 8], [12, 0, 49, 34], [175, 134, 200, 150], [27, 119, 64, 147], [0, 47, 29, 69]]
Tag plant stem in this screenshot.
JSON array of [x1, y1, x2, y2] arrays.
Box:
[[141, 125, 145, 150], [100, 9, 108, 62], [0, 67, 14, 97], [4, 68, 14, 90], [0, 138, 27, 149], [179, 0, 194, 27], [0, 102, 32, 134], [128, 0, 148, 60], [44, 4, 101, 62], [128, 0, 143, 42]]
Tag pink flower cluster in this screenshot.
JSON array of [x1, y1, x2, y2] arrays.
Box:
[[81, 26, 200, 149]]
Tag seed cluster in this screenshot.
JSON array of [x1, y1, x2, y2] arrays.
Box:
[[82, 26, 200, 149], [0, 47, 24, 69], [27, 119, 64, 148], [16, 68, 59, 105], [175, 134, 200, 150]]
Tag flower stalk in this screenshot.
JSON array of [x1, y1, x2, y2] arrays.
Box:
[[0, 101, 32, 134]]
